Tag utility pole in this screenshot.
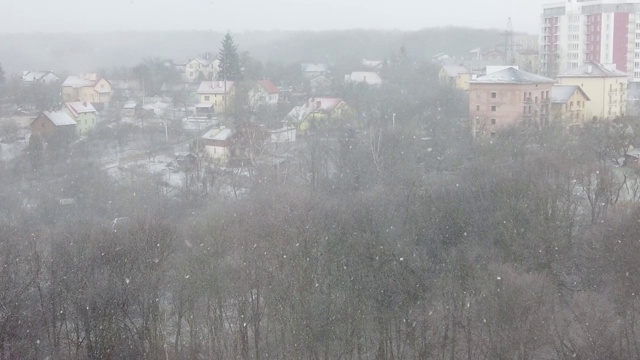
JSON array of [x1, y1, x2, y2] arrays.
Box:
[[499, 18, 518, 66]]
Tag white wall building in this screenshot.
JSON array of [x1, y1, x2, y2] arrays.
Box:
[[541, 0, 640, 80]]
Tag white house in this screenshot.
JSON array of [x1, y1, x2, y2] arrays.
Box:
[[270, 127, 296, 143], [344, 71, 382, 86], [21, 71, 60, 85], [202, 126, 235, 165], [249, 80, 280, 107]]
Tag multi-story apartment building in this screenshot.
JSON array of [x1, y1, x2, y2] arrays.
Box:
[[469, 67, 556, 137], [541, 0, 640, 79]]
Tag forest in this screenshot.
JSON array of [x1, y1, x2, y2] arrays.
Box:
[[2, 51, 640, 360]]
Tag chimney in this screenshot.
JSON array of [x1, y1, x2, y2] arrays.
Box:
[[587, 65, 593, 74]]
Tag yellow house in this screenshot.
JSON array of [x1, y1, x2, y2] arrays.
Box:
[[550, 85, 591, 127], [197, 80, 235, 115], [63, 101, 98, 135], [439, 65, 471, 90], [61, 75, 112, 107], [286, 98, 352, 134], [557, 62, 627, 121], [185, 57, 220, 82]]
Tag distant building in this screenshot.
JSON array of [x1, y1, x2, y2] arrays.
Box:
[[183, 55, 220, 83], [61, 74, 112, 107], [63, 101, 97, 135], [361, 59, 384, 72], [270, 127, 296, 143], [309, 76, 332, 96], [21, 71, 60, 85], [110, 79, 144, 100], [557, 62, 627, 120], [301, 63, 329, 79], [31, 111, 77, 140], [287, 98, 351, 134], [249, 80, 280, 107], [439, 65, 471, 90], [197, 80, 235, 115], [202, 127, 235, 165], [344, 71, 382, 86], [550, 85, 591, 127], [540, 0, 640, 79], [469, 67, 555, 137]]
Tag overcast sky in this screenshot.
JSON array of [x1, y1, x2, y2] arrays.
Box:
[[3, 0, 547, 34]]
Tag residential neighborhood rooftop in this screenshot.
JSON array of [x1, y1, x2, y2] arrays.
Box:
[[65, 101, 97, 116], [198, 80, 235, 94], [202, 127, 234, 141], [551, 85, 591, 104], [557, 62, 628, 78], [42, 111, 77, 126], [471, 67, 555, 84]]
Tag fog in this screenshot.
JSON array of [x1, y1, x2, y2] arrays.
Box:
[[3, 0, 544, 33], [3, 0, 640, 359]]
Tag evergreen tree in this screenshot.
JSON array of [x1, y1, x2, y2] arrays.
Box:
[[0, 62, 5, 85], [217, 33, 242, 81]]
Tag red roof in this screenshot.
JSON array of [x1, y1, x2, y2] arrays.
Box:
[[258, 80, 279, 94]]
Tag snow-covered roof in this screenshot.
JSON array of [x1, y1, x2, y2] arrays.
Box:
[[345, 71, 382, 85], [558, 62, 628, 78], [62, 75, 97, 88], [301, 63, 328, 73], [198, 80, 235, 94], [287, 98, 345, 122], [123, 101, 138, 109], [472, 67, 555, 84], [441, 65, 469, 78], [65, 101, 97, 117], [551, 85, 591, 104], [42, 111, 77, 126], [202, 127, 234, 141], [21, 71, 59, 83]]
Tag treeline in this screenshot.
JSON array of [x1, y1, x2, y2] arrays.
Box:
[[4, 62, 640, 359], [0, 28, 503, 75]]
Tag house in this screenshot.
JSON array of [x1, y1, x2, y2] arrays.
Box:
[[202, 126, 235, 165], [31, 111, 77, 140], [21, 71, 60, 85], [344, 72, 382, 86], [183, 55, 220, 83], [122, 101, 140, 118], [61, 74, 112, 108], [301, 63, 329, 79], [161, 82, 197, 100], [110, 79, 144, 100], [63, 102, 97, 135], [550, 85, 591, 127], [557, 62, 628, 120], [197, 80, 235, 115], [270, 127, 296, 143], [249, 80, 279, 108], [287, 98, 351, 134], [310, 76, 332, 96], [469, 67, 555, 137], [439, 65, 471, 90]]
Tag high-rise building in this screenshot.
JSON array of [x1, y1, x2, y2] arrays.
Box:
[[541, 0, 640, 79]]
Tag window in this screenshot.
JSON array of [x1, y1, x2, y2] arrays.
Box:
[[491, 92, 497, 98], [491, 119, 496, 125], [491, 106, 496, 112], [204, 95, 210, 101]]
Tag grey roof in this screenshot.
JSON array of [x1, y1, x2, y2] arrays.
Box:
[[441, 65, 469, 77], [551, 85, 591, 104], [472, 67, 555, 84], [43, 111, 76, 126], [558, 62, 628, 78]]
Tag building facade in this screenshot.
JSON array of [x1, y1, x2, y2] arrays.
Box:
[[541, 0, 640, 79], [557, 62, 628, 119], [469, 68, 556, 137]]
